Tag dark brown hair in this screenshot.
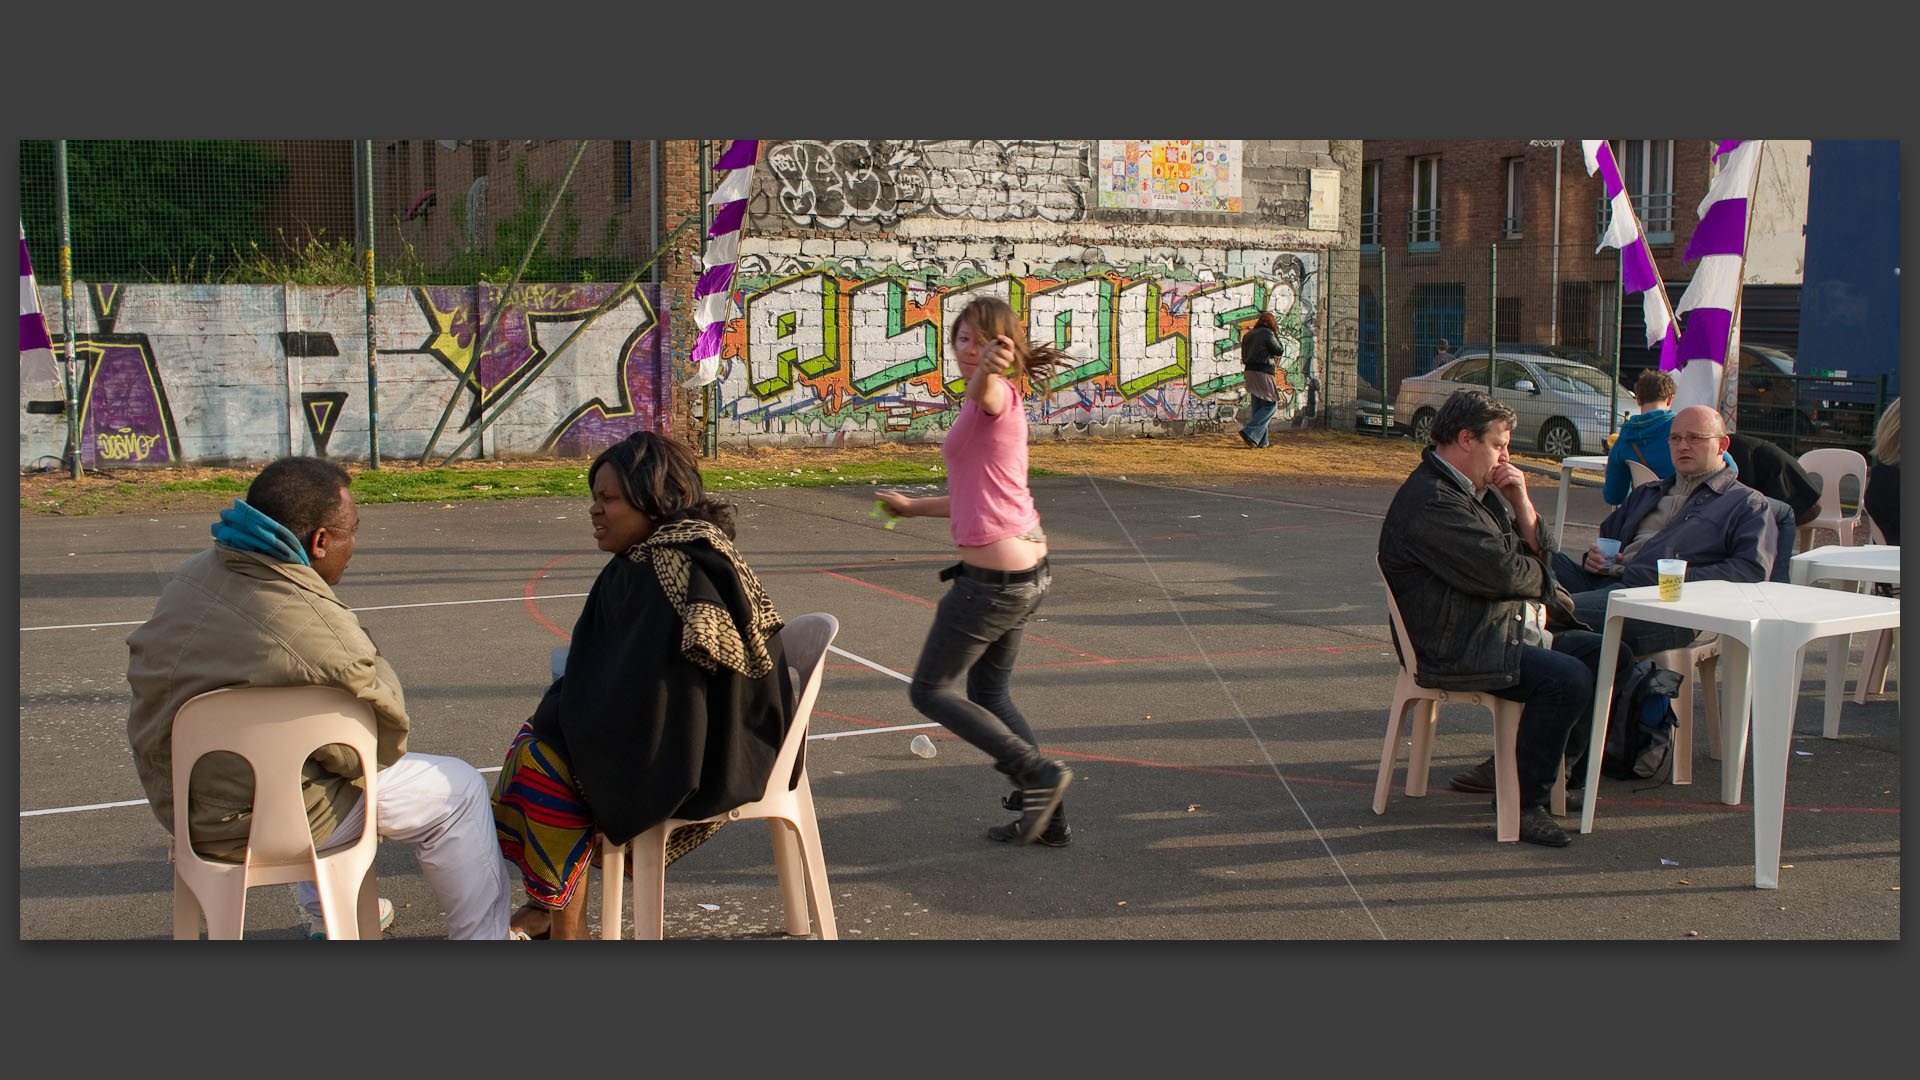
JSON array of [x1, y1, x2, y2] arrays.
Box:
[[1252, 310, 1280, 334], [589, 431, 736, 539], [1633, 367, 1677, 406], [950, 296, 1073, 392]]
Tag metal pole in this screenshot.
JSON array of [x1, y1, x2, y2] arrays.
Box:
[[55, 141, 80, 479], [700, 139, 718, 459], [1488, 243, 1498, 392], [650, 140, 661, 283], [418, 139, 591, 464], [362, 140, 381, 468], [1550, 142, 1562, 345], [1379, 248, 1388, 438], [1610, 254, 1624, 431]]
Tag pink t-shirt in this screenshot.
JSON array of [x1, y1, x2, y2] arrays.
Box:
[[943, 377, 1040, 546]]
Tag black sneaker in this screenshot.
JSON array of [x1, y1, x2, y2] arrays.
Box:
[[988, 807, 1071, 847], [1009, 759, 1072, 844], [1517, 807, 1571, 847]]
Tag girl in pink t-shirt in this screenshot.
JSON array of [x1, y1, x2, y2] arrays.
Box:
[[877, 297, 1076, 847]]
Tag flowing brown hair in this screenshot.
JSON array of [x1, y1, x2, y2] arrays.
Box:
[[950, 296, 1074, 394]]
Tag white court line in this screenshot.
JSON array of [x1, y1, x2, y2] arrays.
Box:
[[22, 592, 594, 632], [20, 643, 925, 819]]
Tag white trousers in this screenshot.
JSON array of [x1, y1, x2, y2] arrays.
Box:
[[295, 752, 512, 940]]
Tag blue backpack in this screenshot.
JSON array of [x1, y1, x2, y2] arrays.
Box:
[[1602, 659, 1685, 781]]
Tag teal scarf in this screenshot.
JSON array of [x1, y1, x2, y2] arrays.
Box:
[[211, 499, 310, 566]]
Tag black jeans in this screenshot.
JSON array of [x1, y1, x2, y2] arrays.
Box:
[[908, 560, 1051, 771], [1488, 643, 1595, 809]]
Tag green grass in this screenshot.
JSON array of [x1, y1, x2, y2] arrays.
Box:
[[23, 458, 1060, 515]]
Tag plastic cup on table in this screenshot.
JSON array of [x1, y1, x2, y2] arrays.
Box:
[[1657, 558, 1686, 601]]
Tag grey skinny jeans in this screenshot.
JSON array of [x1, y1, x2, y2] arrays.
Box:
[[907, 559, 1051, 770]]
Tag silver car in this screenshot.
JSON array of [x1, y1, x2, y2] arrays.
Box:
[[1392, 349, 1634, 458]]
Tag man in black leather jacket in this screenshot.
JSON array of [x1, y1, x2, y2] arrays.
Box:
[[1379, 390, 1593, 847]]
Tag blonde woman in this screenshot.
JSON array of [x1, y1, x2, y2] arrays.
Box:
[[1865, 397, 1899, 544], [877, 296, 1076, 846]]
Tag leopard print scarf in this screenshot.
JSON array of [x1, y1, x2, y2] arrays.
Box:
[[627, 518, 783, 678]]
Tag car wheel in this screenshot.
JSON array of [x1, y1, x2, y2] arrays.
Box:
[[1411, 409, 1436, 444], [1538, 419, 1579, 459]]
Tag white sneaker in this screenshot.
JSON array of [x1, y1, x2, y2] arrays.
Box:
[[307, 897, 396, 939]]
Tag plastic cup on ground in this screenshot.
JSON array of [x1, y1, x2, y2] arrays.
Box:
[[1657, 558, 1686, 601], [909, 733, 936, 758]]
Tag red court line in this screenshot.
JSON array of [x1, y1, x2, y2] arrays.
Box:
[[522, 549, 590, 641], [1141, 519, 1352, 542], [810, 711, 1898, 816]]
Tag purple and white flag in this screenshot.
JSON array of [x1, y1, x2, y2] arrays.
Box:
[[685, 140, 758, 388], [1583, 141, 1679, 373], [1671, 140, 1764, 411], [19, 222, 64, 396]]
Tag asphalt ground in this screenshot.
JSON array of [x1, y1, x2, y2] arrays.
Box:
[[15, 465, 1904, 946]]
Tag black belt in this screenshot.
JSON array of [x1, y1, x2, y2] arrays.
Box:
[[940, 557, 1049, 585]]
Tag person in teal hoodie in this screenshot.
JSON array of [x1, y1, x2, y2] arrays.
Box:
[[1603, 368, 1734, 504]]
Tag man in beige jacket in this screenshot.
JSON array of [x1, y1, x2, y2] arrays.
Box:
[[127, 456, 510, 939]]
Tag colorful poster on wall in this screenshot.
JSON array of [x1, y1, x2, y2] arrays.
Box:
[[1097, 140, 1243, 212]]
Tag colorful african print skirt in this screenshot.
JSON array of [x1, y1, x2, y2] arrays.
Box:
[[492, 722, 723, 910]]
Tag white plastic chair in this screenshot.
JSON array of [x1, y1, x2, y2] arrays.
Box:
[[1853, 519, 1897, 704], [599, 612, 840, 939], [1797, 448, 1868, 550], [1374, 560, 1565, 840], [169, 685, 382, 940], [1626, 458, 1660, 489]]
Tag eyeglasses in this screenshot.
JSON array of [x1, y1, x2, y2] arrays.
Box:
[[1668, 432, 1722, 446]]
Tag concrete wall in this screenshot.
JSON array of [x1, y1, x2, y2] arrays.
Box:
[[20, 282, 671, 468], [713, 139, 1362, 445]]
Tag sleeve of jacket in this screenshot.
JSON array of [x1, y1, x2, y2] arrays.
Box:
[[1688, 492, 1777, 583], [1408, 486, 1552, 602], [307, 637, 412, 777], [1602, 445, 1629, 505]]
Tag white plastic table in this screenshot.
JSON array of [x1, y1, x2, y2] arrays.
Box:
[[1577, 580, 1900, 889], [1790, 544, 1900, 736], [1551, 454, 1611, 552]]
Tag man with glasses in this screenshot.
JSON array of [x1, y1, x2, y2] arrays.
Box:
[[1551, 405, 1776, 627], [127, 456, 513, 939], [1450, 405, 1775, 798]]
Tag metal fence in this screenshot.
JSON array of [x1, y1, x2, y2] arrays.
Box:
[[1355, 241, 1633, 459], [1352, 240, 1885, 460], [19, 139, 666, 287]]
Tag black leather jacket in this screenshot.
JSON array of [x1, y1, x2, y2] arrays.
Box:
[[1240, 327, 1283, 374], [1378, 449, 1567, 690]]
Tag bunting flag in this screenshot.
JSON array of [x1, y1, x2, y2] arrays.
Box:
[[1583, 141, 1679, 373], [19, 222, 64, 396], [1671, 140, 1764, 412], [685, 140, 758, 388]]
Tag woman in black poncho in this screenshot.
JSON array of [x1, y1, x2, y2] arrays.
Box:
[[492, 432, 793, 939]]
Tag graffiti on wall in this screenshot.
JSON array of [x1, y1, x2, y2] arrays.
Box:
[[25, 283, 670, 467], [710, 249, 1317, 440], [758, 140, 1090, 228]]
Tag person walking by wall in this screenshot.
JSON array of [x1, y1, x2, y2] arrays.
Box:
[[1237, 311, 1285, 449], [877, 296, 1076, 847]]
